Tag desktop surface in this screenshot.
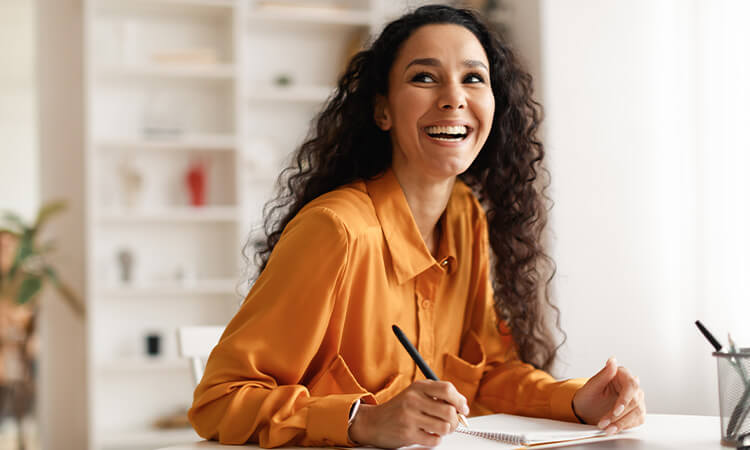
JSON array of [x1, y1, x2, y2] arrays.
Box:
[[157, 414, 728, 449]]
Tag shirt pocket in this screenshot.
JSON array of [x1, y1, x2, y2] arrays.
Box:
[[442, 330, 486, 407]]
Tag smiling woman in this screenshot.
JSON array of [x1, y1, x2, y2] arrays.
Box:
[[373, 23, 496, 256], [187, 5, 645, 448]]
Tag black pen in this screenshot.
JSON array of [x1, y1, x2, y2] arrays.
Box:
[[392, 324, 469, 427], [695, 320, 723, 352]]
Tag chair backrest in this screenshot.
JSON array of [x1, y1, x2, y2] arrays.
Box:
[[176, 326, 225, 386]]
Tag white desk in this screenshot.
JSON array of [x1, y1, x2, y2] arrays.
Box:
[[156, 414, 732, 449]]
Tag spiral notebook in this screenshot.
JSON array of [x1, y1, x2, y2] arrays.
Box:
[[443, 413, 609, 449]]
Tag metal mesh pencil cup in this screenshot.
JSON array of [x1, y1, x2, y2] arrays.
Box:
[[714, 349, 750, 447]]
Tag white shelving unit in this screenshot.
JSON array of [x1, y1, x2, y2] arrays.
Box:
[[83, 1, 388, 449], [84, 0, 242, 449]]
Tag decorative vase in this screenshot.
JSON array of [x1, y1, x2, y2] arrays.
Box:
[[186, 161, 207, 207]]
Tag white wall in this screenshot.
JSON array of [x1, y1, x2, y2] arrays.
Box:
[[0, 0, 38, 220], [693, 0, 750, 409], [539, 0, 749, 415]]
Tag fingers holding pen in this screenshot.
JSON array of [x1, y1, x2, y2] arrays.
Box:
[[349, 380, 468, 448], [417, 380, 470, 415]]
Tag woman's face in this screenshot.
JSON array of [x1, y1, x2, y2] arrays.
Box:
[[376, 24, 495, 182]]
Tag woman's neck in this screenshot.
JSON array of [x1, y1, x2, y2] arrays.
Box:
[[391, 165, 455, 258]]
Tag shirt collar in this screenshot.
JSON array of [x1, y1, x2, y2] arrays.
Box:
[[365, 168, 460, 285]]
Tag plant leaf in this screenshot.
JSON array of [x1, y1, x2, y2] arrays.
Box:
[[2, 211, 26, 227], [43, 265, 58, 282], [9, 236, 33, 279], [0, 227, 22, 237], [17, 276, 42, 304], [44, 266, 85, 317], [34, 201, 66, 230], [1, 212, 27, 236]]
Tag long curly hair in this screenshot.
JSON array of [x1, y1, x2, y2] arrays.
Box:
[[244, 5, 564, 372]]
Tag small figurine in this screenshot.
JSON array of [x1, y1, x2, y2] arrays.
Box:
[[274, 74, 293, 87], [116, 248, 134, 284], [118, 160, 143, 208]]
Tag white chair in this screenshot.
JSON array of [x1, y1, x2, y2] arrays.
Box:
[[176, 326, 225, 386]]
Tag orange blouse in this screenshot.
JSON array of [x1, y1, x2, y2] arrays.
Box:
[[188, 168, 586, 447]]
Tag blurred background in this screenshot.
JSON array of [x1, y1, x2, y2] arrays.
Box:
[[0, 0, 748, 449]]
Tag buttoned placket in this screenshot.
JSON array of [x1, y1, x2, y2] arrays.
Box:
[[412, 260, 451, 380]]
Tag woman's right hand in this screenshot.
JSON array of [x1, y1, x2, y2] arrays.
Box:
[[348, 380, 470, 448]]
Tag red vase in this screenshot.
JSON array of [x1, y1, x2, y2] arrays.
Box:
[[186, 162, 206, 207]]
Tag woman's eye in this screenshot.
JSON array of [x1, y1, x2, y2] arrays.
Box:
[[411, 72, 435, 83], [465, 73, 485, 83]]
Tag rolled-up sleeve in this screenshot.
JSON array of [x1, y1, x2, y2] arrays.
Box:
[[188, 207, 370, 447]]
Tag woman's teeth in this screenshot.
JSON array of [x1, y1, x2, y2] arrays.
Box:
[[424, 125, 469, 141]]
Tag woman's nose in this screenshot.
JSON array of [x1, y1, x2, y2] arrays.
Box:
[[438, 84, 466, 110]]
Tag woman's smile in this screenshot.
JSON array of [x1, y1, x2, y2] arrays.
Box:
[[422, 121, 474, 146]]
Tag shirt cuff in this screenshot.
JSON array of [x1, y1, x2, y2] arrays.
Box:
[[549, 378, 588, 422], [306, 393, 374, 447]]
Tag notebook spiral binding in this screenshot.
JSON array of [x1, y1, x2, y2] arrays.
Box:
[[456, 426, 523, 445]]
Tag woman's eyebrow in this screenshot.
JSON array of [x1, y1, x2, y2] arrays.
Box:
[[405, 57, 441, 71], [404, 58, 488, 72], [463, 59, 488, 70]]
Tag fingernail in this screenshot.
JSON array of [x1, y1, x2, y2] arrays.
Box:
[[598, 419, 610, 429], [462, 404, 469, 415], [605, 425, 617, 435], [613, 404, 625, 417]]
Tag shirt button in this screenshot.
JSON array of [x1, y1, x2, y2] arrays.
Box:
[[421, 298, 432, 308], [441, 259, 449, 267]]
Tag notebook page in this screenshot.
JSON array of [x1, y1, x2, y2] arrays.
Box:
[[457, 413, 605, 445], [430, 426, 521, 450]]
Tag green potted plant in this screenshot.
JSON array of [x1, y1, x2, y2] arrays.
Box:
[[0, 201, 85, 450]]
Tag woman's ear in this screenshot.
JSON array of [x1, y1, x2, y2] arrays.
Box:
[[373, 94, 392, 131]]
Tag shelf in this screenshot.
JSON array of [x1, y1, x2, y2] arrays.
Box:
[[247, 84, 335, 103], [249, 5, 371, 26], [97, 63, 236, 80], [98, 206, 239, 223], [95, 0, 235, 17], [95, 135, 237, 152], [97, 279, 238, 297], [97, 426, 200, 450], [96, 357, 190, 373]]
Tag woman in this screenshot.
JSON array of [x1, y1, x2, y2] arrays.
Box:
[[188, 5, 646, 448]]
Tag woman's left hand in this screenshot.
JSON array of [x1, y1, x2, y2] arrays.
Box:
[[572, 357, 646, 435]]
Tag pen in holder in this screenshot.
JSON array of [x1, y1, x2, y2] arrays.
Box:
[[714, 348, 750, 446]]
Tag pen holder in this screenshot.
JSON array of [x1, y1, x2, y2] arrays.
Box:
[[714, 349, 750, 446]]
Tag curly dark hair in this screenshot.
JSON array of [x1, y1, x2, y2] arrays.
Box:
[[244, 4, 564, 372]]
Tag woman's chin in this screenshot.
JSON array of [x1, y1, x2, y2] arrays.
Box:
[[423, 161, 474, 181]]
